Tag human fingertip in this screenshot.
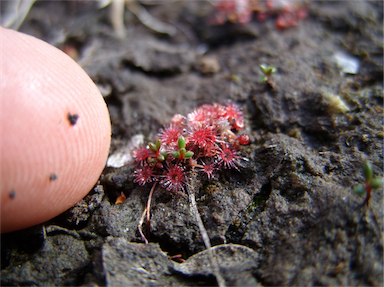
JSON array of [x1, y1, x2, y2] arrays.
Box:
[[0, 27, 111, 233]]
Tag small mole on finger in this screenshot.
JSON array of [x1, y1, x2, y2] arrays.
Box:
[[67, 113, 79, 125]]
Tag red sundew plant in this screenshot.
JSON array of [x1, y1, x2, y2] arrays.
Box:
[[160, 164, 187, 192], [158, 124, 183, 149], [133, 146, 153, 166], [217, 143, 243, 170], [133, 165, 154, 186], [132, 103, 250, 243], [133, 103, 249, 192], [213, 0, 308, 29], [198, 160, 217, 180], [189, 126, 218, 149]]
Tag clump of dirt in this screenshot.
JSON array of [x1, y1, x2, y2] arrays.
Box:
[[1, 1, 383, 286]]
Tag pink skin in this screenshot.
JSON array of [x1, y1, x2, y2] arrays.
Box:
[[0, 28, 111, 233]]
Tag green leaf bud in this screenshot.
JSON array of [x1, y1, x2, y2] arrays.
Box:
[[148, 157, 157, 164], [179, 148, 186, 155], [156, 139, 162, 150], [260, 64, 268, 74], [352, 184, 366, 195], [178, 136, 186, 149], [260, 75, 268, 83], [157, 154, 165, 162], [369, 178, 383, 189], [148, 142, 157, 153], [363, 161, 373, 180], [184, 151, 194, 159], [172, 151, 180, 158], [161, 151, 168, 158]]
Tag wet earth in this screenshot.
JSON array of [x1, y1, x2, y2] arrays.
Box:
[[1, 1, 383, 286]]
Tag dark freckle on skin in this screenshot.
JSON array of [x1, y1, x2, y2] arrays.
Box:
[[9, 190, 16, 200], [50, 173, 58, 181], [67, 113, 79, 125]]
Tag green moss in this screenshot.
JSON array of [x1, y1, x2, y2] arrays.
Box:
[[248, 182, 272, 212]]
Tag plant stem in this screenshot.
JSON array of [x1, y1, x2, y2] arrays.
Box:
[[138, 207, 148, 244], [146, 181, 157, 241], [138, 182, 157, 244], [187, 171, 226, 287]]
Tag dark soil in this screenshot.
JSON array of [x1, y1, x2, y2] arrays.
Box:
[[1, 1, 383, 286]]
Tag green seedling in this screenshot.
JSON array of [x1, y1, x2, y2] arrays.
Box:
[[260, 64, 276, 86], [147, 139, 167, 164], [353, 161, 383, 205], [171, 136, 194, 160]]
